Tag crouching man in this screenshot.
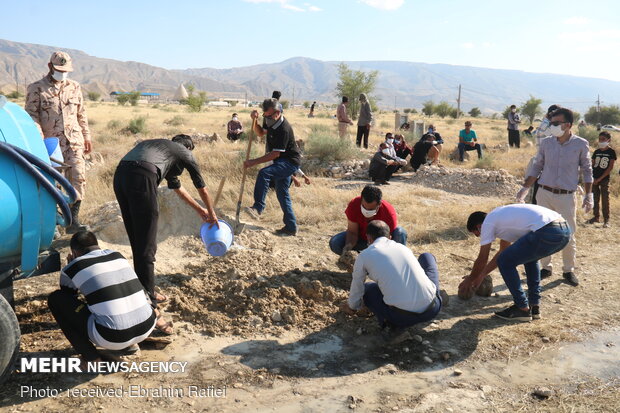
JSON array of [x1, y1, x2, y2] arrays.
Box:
[[48, 231, 157, 364], [340, 221, 441, 342], [458, 204, 571, 322]]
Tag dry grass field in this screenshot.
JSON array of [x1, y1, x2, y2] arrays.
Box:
[[2, 100, 620, 412]]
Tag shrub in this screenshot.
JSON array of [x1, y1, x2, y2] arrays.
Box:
[[584, 105, 620, 125], [160, 106, 177, 112], [380, 121, 391, 128], [152, 103, 160, 109], [6, 91, 21, 99], [87, 91, 101, 101], [164, 115, 186, 126], [306, 133, 364, 162], [403, 108, 411, 114], [106, 120, 122, 130], [577, 126, 601, 146], [125, 116, 148, 135], [469, 107, 481, 117], [280, 100, 290, 109], [185, 92, 206, 112], [88, 118, 97, 126], [116, 94, 130, 106], [309, 124, 332, 135], [474, 154, 497, 170]]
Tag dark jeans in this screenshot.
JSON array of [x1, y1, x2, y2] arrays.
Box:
[[531, 179, 540, 205], [252, 159, 299, 232], [369, 164, 399, 183], [363, 253, 441, 328], [458, 142, 483, 161], [48, 289, 100, 361], [593, 178, 610, 221], [113, 161, 159, 305], [508, 129, 520, 148], [356, 125, 370, 149], [227, 132, 245, 141], [496, 221, 571, 309], [329, 226, 408, 255]]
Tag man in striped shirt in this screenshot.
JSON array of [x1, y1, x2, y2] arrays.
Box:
[[48, 231, 157, 362]]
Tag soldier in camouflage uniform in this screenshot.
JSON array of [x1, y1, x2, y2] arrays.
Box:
[[25, 51, 92, 233]]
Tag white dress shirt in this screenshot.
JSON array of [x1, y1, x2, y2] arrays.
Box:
[[348, 237, 436, 313], [479, 204, 562, 246]]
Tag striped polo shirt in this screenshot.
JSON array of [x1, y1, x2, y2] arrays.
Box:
[[60, 249, 157, 350]]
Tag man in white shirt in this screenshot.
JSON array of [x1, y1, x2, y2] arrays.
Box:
[[340, 221, 441, 336], [458, 204, 571, 322]]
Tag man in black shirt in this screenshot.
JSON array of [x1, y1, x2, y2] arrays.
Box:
[[245, 98, 301, 236], [588, 131, 616, 227], [113, 134, 218, 333], [411, 133, 440, 171]]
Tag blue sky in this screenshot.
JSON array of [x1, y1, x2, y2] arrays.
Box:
[[2, 0, 619, 81]]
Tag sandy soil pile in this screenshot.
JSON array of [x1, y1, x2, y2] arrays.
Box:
[[410, 165, 521, 197]]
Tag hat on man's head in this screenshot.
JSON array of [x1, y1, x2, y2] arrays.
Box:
[[50, 51, 73, 72]]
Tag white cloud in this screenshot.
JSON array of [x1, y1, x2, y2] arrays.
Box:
[[243, 0, 322, 12], [360, 0, 405, 11], [462, 42, 475, 49], [563, 16, 592, 26], [558, 29, 620, 42]]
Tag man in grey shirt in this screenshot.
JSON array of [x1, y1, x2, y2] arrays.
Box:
[[356, 93, 373, 149], [515, 107, 593, 286], [507, 104, 521, 148]]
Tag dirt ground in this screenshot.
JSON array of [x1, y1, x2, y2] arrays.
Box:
[[1, 172, 620, 413]]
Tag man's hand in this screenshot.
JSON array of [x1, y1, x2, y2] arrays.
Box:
[[342, 243, 354, 255], [66, 252, 74, 264], [469, 142, 476, 147], [292, 175, 301, 187], [387, 160, 396, 165], [583, 192, 594, 213], [339, 302, 356, 316], [366, 124, 371, 130], [458, 275, 480, 300], [243, 159, 255, 169], [250, 110, 259, 120], [515, 186, 529, 203], [199, 207, 219, 228], [84, 139, 93, 154], [303, 176, 311, 185]]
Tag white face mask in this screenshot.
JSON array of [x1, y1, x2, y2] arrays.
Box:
[[361, 205, 378, 218], [548, 124, 564, 137], [394, 139, 401, 145], [511, 109, 516, 113], [599, 141, 610, 148], [382, 148, 391, 155], [52, 70, 68, 82], [386, 139, 394, 145], [232, 116, 238, 121]]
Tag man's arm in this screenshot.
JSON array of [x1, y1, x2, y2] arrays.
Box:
[[76, 84, 92, 154], [250, 111, 267, 137], [580, 143, 594, 194], [173, 186, 218, 226], [343, 220, 360, 253], [595, 158, 615, 183], [244, 150, 280, 168], [346, 255, 367, 311], [24, 84, 44, 138]]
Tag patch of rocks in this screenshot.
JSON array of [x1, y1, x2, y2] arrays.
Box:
[[303, 158, 370, 179]]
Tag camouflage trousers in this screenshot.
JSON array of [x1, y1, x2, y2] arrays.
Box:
[[60, 139, 86, 201]]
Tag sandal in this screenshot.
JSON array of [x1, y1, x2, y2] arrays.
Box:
[[154, 291, 168, 303], [154, 316, 174, 336]]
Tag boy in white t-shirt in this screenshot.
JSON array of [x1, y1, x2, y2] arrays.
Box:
[[458, 204, 571, 321]]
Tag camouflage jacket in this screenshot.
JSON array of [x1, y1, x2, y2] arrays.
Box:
[[25, 75, 91, 144]]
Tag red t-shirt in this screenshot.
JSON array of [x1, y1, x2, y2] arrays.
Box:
[[344, 196, 398, 240]]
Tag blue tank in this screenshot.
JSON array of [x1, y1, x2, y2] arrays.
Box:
[[0, 97, 74, 273]]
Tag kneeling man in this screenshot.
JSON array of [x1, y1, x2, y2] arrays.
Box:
[[340, 221, 441, 335], [459, 204, 571, 321], [48, 231, 157, 363]]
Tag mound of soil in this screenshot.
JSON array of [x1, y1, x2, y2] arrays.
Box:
[[411, 166, 521, 197]]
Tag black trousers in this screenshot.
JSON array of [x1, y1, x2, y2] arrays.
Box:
[[356, 125, 370, 149], [113, 161, 159, 304], [48, 289, 100, 361], [370, 164, 399, 183], [508, 129, 520, 148]]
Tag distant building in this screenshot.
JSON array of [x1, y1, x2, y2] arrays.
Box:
[[109, 91, 161, 101], [173, 84, 189, 101]]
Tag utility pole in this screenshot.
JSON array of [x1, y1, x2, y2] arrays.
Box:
[[292, 86, 295, 108], [394, 95, 397, 111], [456, 84, 462, 118], [244, 91, 247, 108], [596, 94, 601, 125]]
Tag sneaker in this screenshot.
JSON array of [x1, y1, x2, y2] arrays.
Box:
[[586, 217, 599, 224], [562, 271, 579, 286], [531, 305, 541, 320], [494, 305, 532, 322], [603, 221, 610, 228], [380, 326, 411, 345], [244, 206, 260, 220], [540, 269, 552, 279], [274, 226, 297, 236]]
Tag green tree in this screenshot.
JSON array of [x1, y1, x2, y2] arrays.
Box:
[[410, 108, 418, 114], [279, 100, 290, 109], [502, 105, 512, 120], [334, 63, 379, 120], [128, 91, 141, 106], [469, 107, 481, 117], [422, 101, 435, 116], [186, 91, 206, 112], [520, 96, 542, 124], [303, 101, 310, 108], [87, 91, 101, 101], [434, 101, 454, 118], [584, 105, 620, 125], [116, 94, 130, 106], [403, 108, 411, 114]]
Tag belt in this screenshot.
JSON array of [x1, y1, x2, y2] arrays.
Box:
[[541, 185, 574, 194], [339, 121, 350, 123], [119, 160, 158, 175], [544, 219, 568, 228], [390, 295, 438, 316]]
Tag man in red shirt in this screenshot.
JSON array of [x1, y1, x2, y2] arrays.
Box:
[[329, 185, 407, 255]]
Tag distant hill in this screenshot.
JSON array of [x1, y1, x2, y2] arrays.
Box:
[[2, 39, 619, 113]]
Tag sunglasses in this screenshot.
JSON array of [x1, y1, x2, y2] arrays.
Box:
[[550, 121, 568, 126]]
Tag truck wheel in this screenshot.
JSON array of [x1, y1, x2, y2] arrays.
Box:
[[0, 294, 20, 385]]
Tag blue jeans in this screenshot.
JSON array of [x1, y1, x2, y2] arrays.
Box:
[[363, 253, 442, 328], [252, 159, 299, 231], [458, 142, 483, 160], [328, 226, 408, 255], [497, 222, 571, 309]]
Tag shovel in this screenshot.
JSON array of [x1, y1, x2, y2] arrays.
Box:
[[233, 117, 256, 234]]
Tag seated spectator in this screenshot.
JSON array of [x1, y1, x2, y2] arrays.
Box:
[[369, 142, 400, 185], [227, 113, 244, 141], [47, 231, 157, 364], [522, 125, 534, 137], [384, 133, 408, 169], [411, 133, 440, 171], [340, 220, 441, 342], [458, 121, 483, 161], [329, 185, 407, 256], [393, 134, 412, 159], [426, 124, 444, 153]]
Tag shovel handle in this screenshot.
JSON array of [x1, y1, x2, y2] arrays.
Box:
[[214, 177, 226, 207], [237, 117, 256, 205]]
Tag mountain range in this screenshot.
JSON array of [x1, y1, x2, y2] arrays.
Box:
[[2, 38, 619, 113]]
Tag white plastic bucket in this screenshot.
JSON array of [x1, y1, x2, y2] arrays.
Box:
[[200, 220, 234, 256], [44, 137, 63, 167]]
